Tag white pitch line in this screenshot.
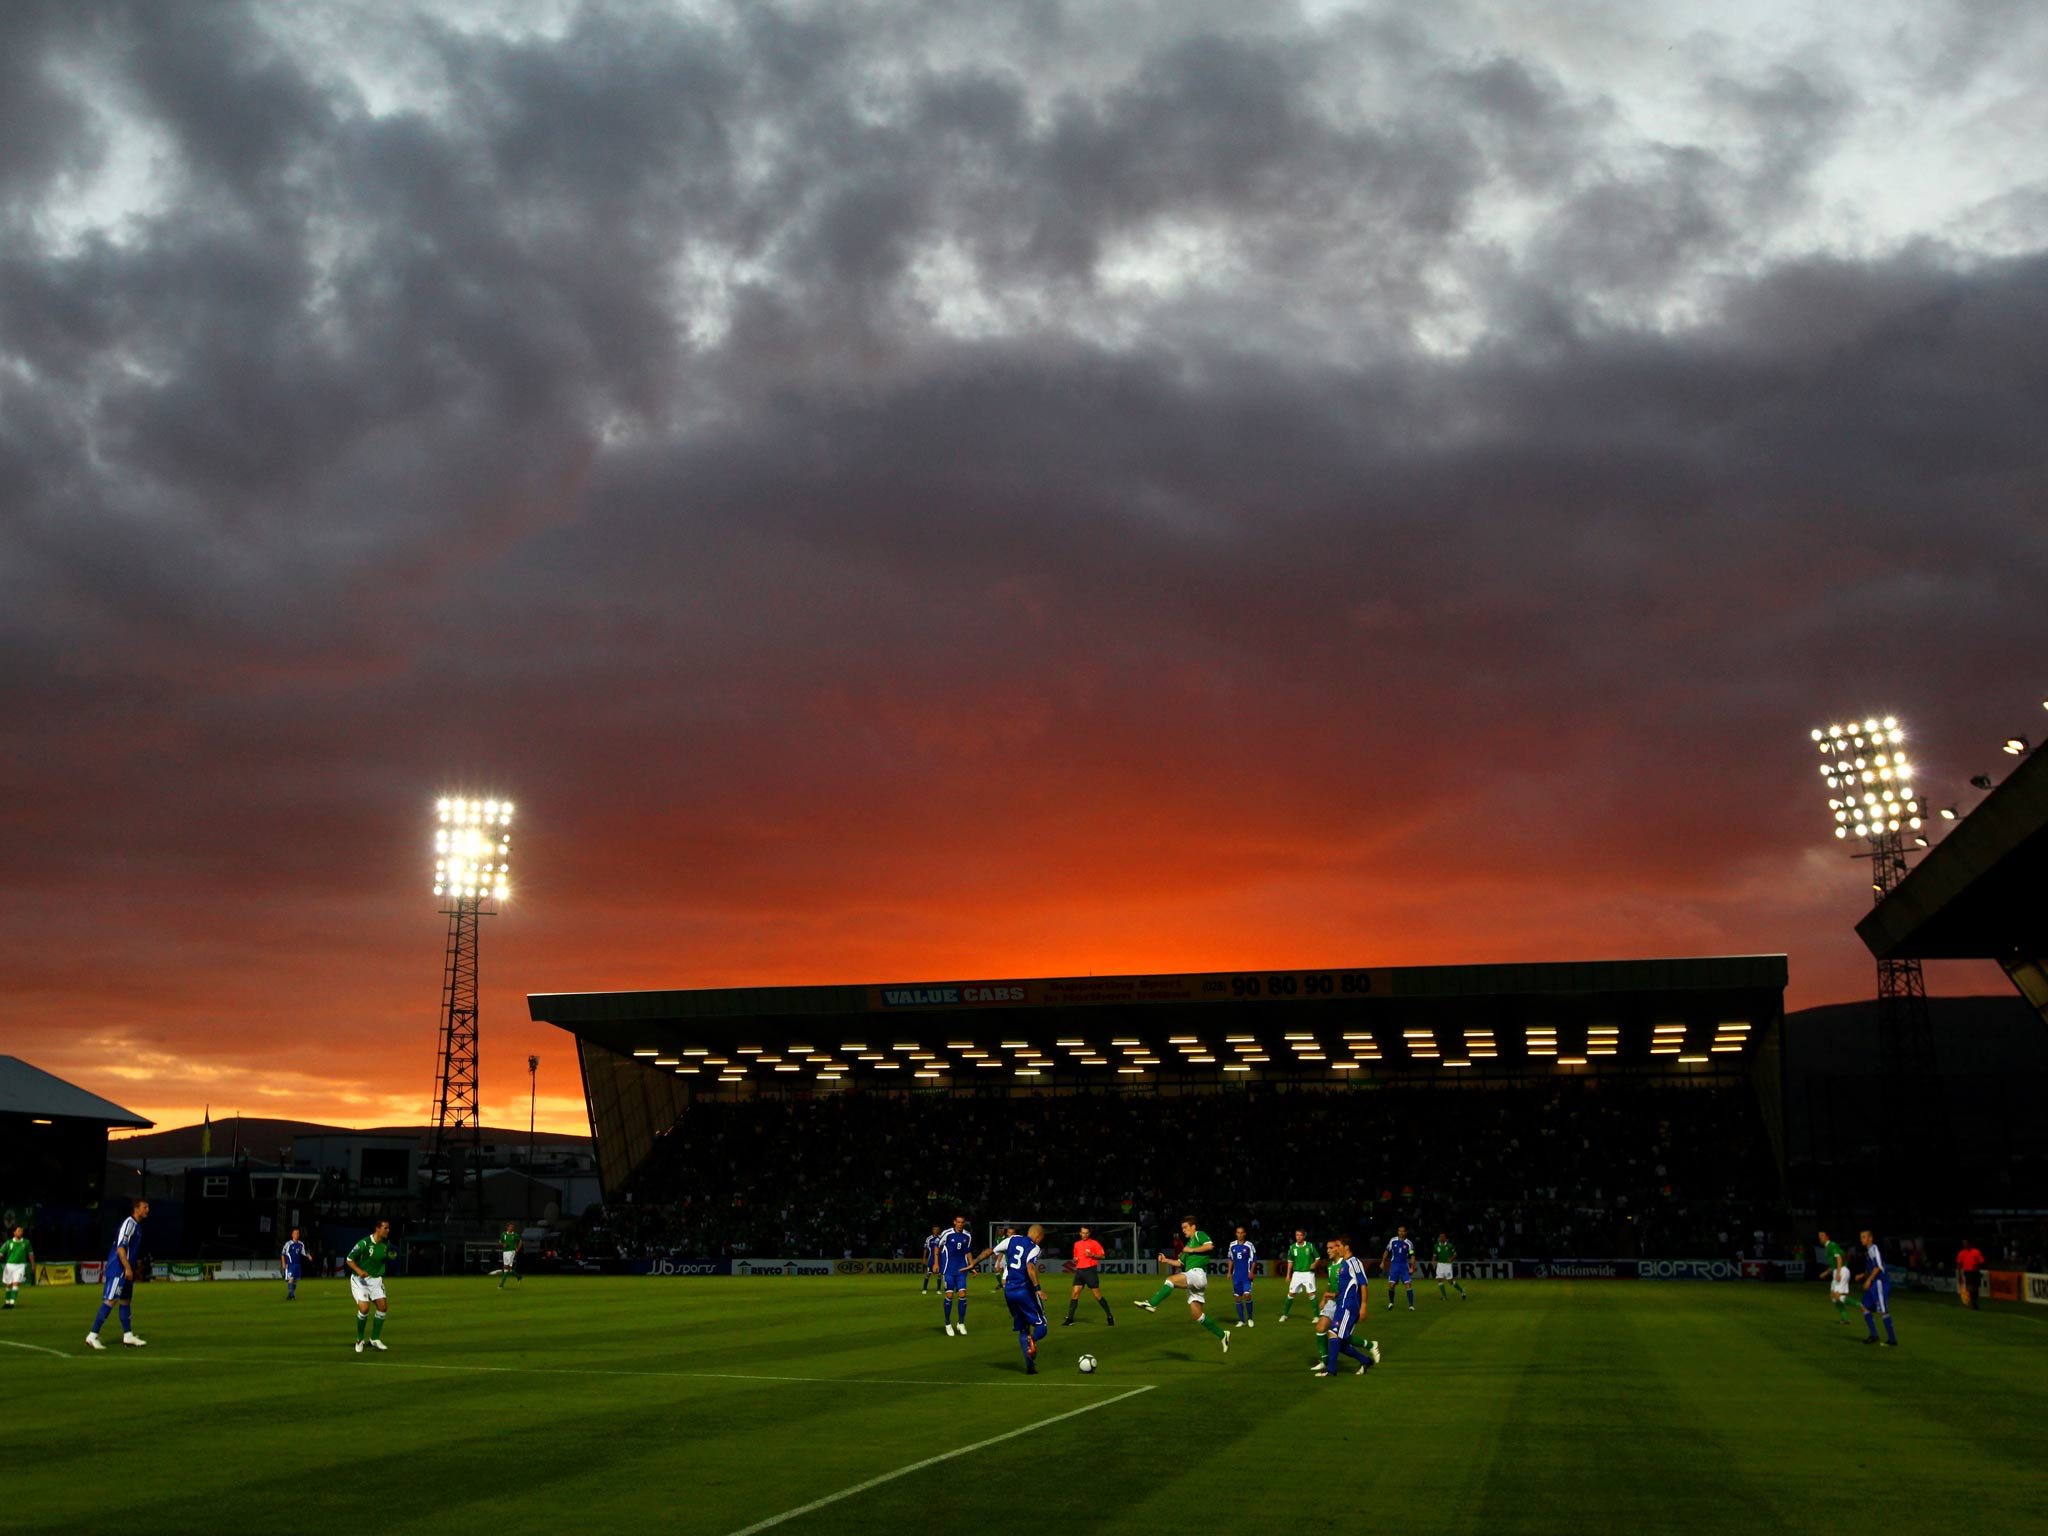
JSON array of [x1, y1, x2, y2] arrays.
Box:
[[56, 1353, 1106, 1390], [724, 1384, 1156, 1536], [0, 1340, 72, 1358]]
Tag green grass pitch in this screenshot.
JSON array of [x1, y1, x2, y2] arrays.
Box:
[[4, 1276, 2043, 1531]]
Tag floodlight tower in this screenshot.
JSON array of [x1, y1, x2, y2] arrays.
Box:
[[1810, 718, 1935, 1081], [430, 796, 512, 1226], [1811, 718, 1944, 1221]]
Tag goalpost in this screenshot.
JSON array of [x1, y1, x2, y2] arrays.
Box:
[[986, 1220, 1147, 1276]]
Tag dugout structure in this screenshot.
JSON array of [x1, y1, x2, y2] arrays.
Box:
[[532, 955, 1788, 1201]]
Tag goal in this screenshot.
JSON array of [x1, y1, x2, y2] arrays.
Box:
[[986, 1221, 1146, 1276]]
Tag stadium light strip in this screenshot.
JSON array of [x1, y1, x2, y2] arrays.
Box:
[[632, 1049, 658, 1057], [683, 1048, 709, 1057], [1118, 1067, 1146, 1074], [674, 1067, 698, 1075], [654, 1057, 679, 1066], [1226, 1036, 1255, 1043], [975, 1061, 1002, 1069], [1112, 1039, 1139, 1046], [842, 1043, 867, 1051], [875, 1063, 900, 1070], [1710, 1044, 1742, 1053], [1678, 1054, 1708, 1064], [1222, 1064, 1251, 1072], [1057, 1038, 1084, 1046], [1557, 1057, 1587, 1066], [1188, 1055, 1216, 1063], [1720, 1022, 1752, 1032], [1651, 1046, 1680, 1055]]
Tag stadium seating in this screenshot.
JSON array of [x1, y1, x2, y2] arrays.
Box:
[[585, 1078, 1786, 1263]]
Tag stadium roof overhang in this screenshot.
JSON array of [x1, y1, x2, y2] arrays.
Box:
[[0, 1056, 154, 1127], [532, 955, 1788, 1087], [1856, 743, 2048, 962]]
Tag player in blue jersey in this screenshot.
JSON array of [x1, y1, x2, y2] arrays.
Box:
[[1382, 1226, 1416, 1311], [1228, 1226, 1257, 1328], [998, 1223, 1051, 1374], [921, 1226, 942, 1293], [1311, 1236, 1380, 1378], [280, 1227, 308, 1301], [935, 1215, 976, 1336], [1856, 1228, 1898, 1347], [86, 1198, 149, 1350]]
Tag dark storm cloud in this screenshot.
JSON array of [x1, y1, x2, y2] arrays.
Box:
[[1, 0, 2042, 1123]]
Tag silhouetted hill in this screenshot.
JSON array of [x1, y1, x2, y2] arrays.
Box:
[[109, 1118, 589, 1157]]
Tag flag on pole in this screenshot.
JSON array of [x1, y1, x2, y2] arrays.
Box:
[[200, 1106, 212, 1159]]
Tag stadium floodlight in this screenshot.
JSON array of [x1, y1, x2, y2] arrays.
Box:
[[428, 794, 516, 1223], [433, 797, 512, 901], [2004, 736, 2029, 755], [1970, 774, 1994, 790]]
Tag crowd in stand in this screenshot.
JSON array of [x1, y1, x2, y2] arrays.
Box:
[[582, 1079, 1788, 1264]]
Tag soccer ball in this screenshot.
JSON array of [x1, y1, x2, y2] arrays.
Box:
[[1078, 1354, 1098, 1373]]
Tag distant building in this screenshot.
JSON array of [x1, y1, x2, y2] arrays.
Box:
[[0, 1055, 153, 1254]]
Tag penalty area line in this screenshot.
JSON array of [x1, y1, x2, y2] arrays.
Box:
[[724, 1384, 1156, 1536]]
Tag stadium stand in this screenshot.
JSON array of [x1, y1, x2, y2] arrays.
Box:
[[584, 1078, 1783, 1263]]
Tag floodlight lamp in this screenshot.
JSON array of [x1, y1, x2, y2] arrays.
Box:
[[1863, 718, 1878, 732], [1810, 728, 1823, 741], [1828, 724, 1843, 738], [2004, 737, 2028, 755], [1970, 775, 1994, 790], [1913, 835, 1928, 847], [1939, 805, 1957, 820]]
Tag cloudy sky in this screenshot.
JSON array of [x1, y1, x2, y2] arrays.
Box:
[[4, 0, 2043, 1135]]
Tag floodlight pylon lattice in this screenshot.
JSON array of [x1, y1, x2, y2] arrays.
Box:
[[429, 797, 512, 1225], [1810, 721, 1941, 1212]]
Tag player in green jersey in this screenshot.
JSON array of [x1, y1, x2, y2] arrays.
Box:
[[1278, 1229, 1320, 1321], [347, 1219, 394, 1353], [1818, 1229, 1848, 1322], [1433, 1234, 1468, 1299], [2, 1227, 34, 1308], [498, 1221, 523, 1288], [1132, 1217, 1230, 1352]]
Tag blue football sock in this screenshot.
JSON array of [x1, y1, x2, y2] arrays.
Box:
[[93, 1303, 112, 1332], [1324, 1335, 1342, 1372], [1247, 1300, 1254, 1319], [119, 1304, 131, 1332], [943, 1297, 953, 1323], [1033, 1322, 1047, 1343], [1339, 1339, 1372, 1367], [1864, 1311, 1878, 1338], [1017, 1332, 1032, 1362], [1883, 1315, 1896, 1343], [1405, 1286, 1414, 1305], [958, 1301, 967, 1323]]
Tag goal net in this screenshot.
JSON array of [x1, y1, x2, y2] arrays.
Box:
[[986, 1221, 1149, 1276]]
